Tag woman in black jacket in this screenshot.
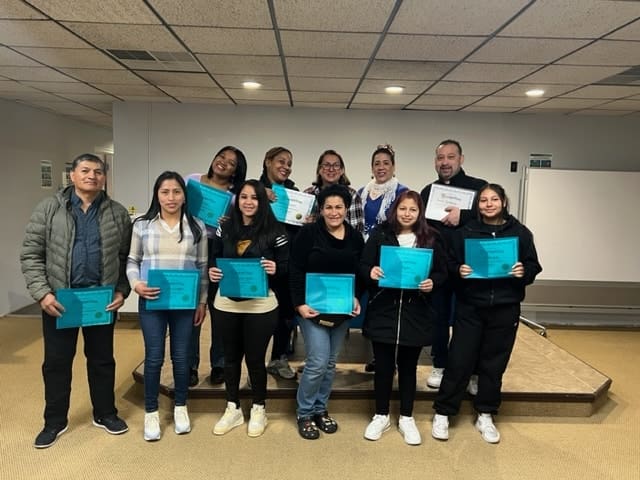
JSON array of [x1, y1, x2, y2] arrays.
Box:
[[360, 190, 446, 445], [208, 180, 289, 438], [431, 183, 542, 444]]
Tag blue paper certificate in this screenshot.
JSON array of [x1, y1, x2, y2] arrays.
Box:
[[146, 269, 199, 310], [465, 237, 519, 279], [217, 258, 268, 298], [186, 179, 232, 228], [56, 286, 114, 329], [305, 273, 354, 314], [378, 246, 433, 289], [270, 184, 316, 226]]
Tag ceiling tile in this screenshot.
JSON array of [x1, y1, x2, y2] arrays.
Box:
[[274, 0, 394, 32], [150, 0, 271, 28], [118, 95, 175, 102], [234, 99, 290, 106], [0, 79, 39, 92], [558, 40, 640, 67], [226, 89, 289, 101], [281, 31, 378, 59], [468, 37, 589, 63], [350, 103, 402, 110], [606, 19, 640, 41], [377, 35, 485, 62], [198, 54, 283, 75], [561, 85, 640, 99], [28, 0, 160, 24], [14, 47, 122, 69], [516, 108, 572, 115], [177, 97, 232, 105], [367, 60, 455, 80], [92, 84, 164, 96], [444, 63, 541, 82], [522, 65, 627, 84], [530, 98, 609, 109], [286, 58, 367, 77], [22, 80, 103, 94], [463, 106, 518, 112], [160, 85, 227, 99], [289, 77, 359, 92], [0, 20, 88, 48], [58, 92, 119, 103], [292, 91, 352, 102], [569, 109, 635, 116], [6, 90, 67, 101], [26, 100, 104, 114], [0, 46, 42, 66], [591, 99, 640, 110], [136, 71, 218, 88], [0, 66, 75, 81], [213, 74, 285, 90], [351, 92, 415, 104], [294, 102, 347, 109], [391, 0, 529, 35], [60, 68, 148, 85], [412, 94, 483, 106], [496, 83, 581, 97], [500, 0, 640, 38], [406, 104, 460, 111], [0, 0, 46, 19], [427, 81, 506, 96], [359, 79, 432, 95], [473, 96, 545, 108], [64, 23, 184, 51], [175, 27, 278, 55]]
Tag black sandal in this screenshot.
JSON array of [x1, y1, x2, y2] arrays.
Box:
[[297, 416, 320, 440], [313, 412, 338, 434]]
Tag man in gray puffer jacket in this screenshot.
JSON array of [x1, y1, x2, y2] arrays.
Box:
[[20, 153, 132, 449]]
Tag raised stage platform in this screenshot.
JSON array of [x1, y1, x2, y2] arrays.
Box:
[[132, 320, 611, 417]]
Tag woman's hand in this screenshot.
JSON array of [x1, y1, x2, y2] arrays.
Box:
[[106, 291, 125, 311], [208, 267, 223, 283], [134, 281, 160, 300], [193, 303, 207, 326], [266, 188, 276, 202], [304, 213, 316, 224], [459, 264, 473, 278], [351, 297, 361, 317], [511, 262, 524, 278], [419, 278, 434, 293], [370, 266, 384, 281], [296, 304, 319, 319], [261, 258, 277, 275]]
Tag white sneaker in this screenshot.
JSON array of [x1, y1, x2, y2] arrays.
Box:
[[174, 405, 191, 435], [475, 413, 500, 443], [213, 402, 244, 435], [247, 404, 267, 437], [467, 375, 479, 396], [427, 367, 444, 389], [431, 414, 449, 441], [398, 416, 422, 445], [364, 414, 391, 441], [143, 411, 161, 441]]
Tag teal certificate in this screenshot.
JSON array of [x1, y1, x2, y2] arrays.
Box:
[[465, 237, 519, 279], [270, 184, 316, 226], [305, 273, 354, 314], [56, 286, 114, 329], [186, 179, 232, 228], [217, 258, 268, 298], [146, 269, 199, 310], [378, 246, 433, 289]]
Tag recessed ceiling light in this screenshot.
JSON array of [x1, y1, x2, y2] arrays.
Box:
[[526, 89, 545, 97], [242, 81, 262, 90], [385, 86, 404, 94]]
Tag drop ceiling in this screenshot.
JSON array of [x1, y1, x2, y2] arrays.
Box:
[[1, 0, 639, 128]]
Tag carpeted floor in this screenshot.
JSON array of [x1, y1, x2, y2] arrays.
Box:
[[1, 315, 638, 480]]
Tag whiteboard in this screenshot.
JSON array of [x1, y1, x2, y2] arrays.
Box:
[[521, 168, 640, 283]]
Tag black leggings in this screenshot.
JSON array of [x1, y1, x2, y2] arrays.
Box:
[[213, 307, 278, 406], [372, 342, 422, 417]]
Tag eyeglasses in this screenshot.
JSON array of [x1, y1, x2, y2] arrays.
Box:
[[321, 163, 342, 171]]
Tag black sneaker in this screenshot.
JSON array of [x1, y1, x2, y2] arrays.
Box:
[[93, 415, 128, 435], [34, 424, 68, 449], [189, 368, 199, 387], [364, 360, 376, 373], [209, 367, 225, 385]]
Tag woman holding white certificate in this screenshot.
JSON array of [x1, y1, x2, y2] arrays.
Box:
[[290, 185, 364, 440], [208, 179, 288, 438], [360, 190, 446, 445], [127, 171, 208, 441], [431, 183, 541, 444], [186, 146, 247, 387]]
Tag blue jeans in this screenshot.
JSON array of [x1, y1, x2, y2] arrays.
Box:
[[296, 316, 349, 418], [139, 298, 194, 412]]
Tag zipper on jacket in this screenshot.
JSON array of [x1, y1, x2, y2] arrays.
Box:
[[395, 290, 403, 346]]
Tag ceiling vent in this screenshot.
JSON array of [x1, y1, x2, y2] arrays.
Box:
[[106, 49, 203, 72]]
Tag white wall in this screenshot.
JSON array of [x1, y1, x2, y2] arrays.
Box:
[[113, 102, 640, 220], [1, 99, 112, 315]]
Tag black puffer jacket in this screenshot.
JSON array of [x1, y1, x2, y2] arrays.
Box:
[[448, 215, 542, 307], [359, 224, 447, 347]]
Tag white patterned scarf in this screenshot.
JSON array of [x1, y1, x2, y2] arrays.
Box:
[[360, 177, 399, 224]]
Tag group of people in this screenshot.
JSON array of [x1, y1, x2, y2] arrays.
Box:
[[20, 139, 541, 449]]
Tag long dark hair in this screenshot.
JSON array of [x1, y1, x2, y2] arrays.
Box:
[[386, 190, 437, 248], [135, 171, 203, 244], [475, 183, 510, 222], [206, 145, 247, 194], [224, 179, 280, 250], [312, 149, 351, 187]]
